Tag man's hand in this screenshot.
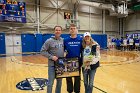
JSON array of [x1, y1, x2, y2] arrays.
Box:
[[52, 56, 58, 61]]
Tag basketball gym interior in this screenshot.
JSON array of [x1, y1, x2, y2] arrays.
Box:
[[0, 0, 140, 93]]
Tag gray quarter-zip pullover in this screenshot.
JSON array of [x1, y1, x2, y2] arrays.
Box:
[[41, 37, 64, 66]]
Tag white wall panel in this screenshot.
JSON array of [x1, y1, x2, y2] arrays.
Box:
[[78, 13, 90, 30], [5, 34, 21, 55], [26, 5, 36, 23], [40, 9, 55, 23], [125, 14, 137, 31], [61, 2, 70, 10], [6, 46, 13, 55], [40, 8, 66, 27], [14, 46, 21, 54], [44, 12, 57, 24], [40, 0, 65, 8], [40, 0, 55, 8], [78, 5, 102, 14], [58, 11, 66, 26], [5, 35, 13, 46], [90, 15, 102, 31], [105, 16, 118, 31], [13, 35, 21, 45], [136, 13, 140, 30], [78, 13, 102, 31]]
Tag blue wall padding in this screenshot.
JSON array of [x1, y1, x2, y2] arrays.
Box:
[[101, 34, 107, 49], [1, 33, 107, 54], [61, 34, 70, 39], [42, 34, 107, 49], [42, 34, 54, 44], [91, 34, 107, 49], [35, 34, 43, 52], [0, 33, 6, 54], [21, 34, 36, 52], [21, 33, 107, 53]]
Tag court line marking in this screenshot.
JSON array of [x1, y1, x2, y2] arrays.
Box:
[[81, 80, 107, 93]]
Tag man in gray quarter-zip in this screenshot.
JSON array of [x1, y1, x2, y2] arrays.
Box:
[[41, 26, 64, 93]]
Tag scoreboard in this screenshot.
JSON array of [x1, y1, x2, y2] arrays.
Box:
[[0, 0, 26, 23]]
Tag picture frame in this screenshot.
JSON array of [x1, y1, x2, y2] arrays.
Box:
[[55, 57, 79, 78]]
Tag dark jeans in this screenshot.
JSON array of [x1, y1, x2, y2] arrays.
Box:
[[66, 76, 80, 93], [129, 45, 133, 51]]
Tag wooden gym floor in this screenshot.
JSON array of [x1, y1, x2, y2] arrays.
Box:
[[0, 50, 140, 93]]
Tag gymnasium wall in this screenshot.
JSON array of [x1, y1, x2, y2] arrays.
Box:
[[16, 0, 119, 34], [1, 1, 140, 44], [125, 12, 140, 32], [0, 33, 107, 54], [0, 0, 132, 37], [78, 13, 102, 31], [105, 16, 118, 32]]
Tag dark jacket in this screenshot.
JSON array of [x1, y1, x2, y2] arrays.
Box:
[[90, 45, 100, 70], [83, 44, 100, 70]]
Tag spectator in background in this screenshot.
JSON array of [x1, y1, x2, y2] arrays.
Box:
[[111, 38, 116, 49], [115, 38, 121, 50], [120, 37, 124, 51], [128, 37, 134, 51], [127, 37, 130, 51], [108, 37, 112, 50], [123, 37, 128, 51], [134, 38, 140, 51]]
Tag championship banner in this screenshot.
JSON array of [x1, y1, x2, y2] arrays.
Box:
[[55, 57, 79, 78], [0, 16, 26, 22], [0, 0, 26, 23]]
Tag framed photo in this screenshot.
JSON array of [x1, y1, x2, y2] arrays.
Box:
[[55, 57, 79, 78]]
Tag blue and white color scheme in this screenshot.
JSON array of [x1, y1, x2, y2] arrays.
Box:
[[83, 46, 91, 56], [64, 36, 82, 58], [0, 0, 26, 23], [16, 78, 48, 91]]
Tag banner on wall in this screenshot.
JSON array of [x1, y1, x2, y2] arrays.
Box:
[[138, 33, 140, 39], [0, 0, 26, 23], [126, 33, 140, 39]]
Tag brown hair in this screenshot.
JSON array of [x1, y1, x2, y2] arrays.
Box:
[[70, 23, 76, 27], [54, 25, 62, 30]]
